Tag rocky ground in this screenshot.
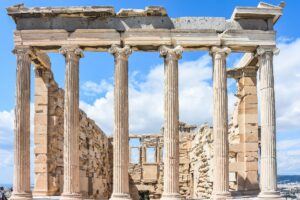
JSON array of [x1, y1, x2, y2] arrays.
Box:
[[1, 188, 12, 199]]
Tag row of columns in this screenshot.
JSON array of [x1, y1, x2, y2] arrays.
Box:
[[10, 44, 280, 200]]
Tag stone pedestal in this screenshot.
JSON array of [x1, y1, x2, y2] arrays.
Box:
[[159, 45, 183, 200], [257, 46, 281, 199], [59, 46, 84, 200], [109, 45, 132, 200], [210, 46, 232, 200], [10, 47, 33, 200]]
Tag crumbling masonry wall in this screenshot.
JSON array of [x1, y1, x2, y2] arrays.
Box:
[[33, 69, 113, 199], [127, 123, 196, 200], [128, 74, 260, 199], [33, 67, 259, 200]]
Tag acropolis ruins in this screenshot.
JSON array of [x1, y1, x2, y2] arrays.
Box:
[[7, 2, 284, 200]]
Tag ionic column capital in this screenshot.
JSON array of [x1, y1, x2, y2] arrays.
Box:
[[209, 46, 231, 59], [59, 46, 84, 58], [159, 45, 183, 60], [13, 46, 33, 56], [256, 46, 280, 56], [109, 44, 132, 60]]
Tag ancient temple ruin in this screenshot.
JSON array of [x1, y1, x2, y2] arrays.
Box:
[[7, 2, 284, 200]]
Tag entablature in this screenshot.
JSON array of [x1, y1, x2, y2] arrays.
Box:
[[8, 2, 284, 53]]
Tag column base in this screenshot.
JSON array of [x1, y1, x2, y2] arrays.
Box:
[[60, 193, 82, 200], [257, 191, 282, 199], [160, 193, 182, 200], [109, 193, 132, 200], [10, 192, 32, 200], [211, 191, 232, 200]]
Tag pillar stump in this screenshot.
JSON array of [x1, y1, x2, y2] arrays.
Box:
[[257, 46, 281, 199], [210, 46, 232, 200], [109, 45, 132, 200], [159, 45, 183, 200], [59, 46, 84, 200], [10, 46, 32, 200]]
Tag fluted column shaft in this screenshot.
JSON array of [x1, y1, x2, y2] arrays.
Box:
[[59, 46, 83, 200], [109, 45, 132, 200], [160, 45, 183, 200], [210, 46, 231, 200], [11, 47, 32, 200], [257, 46, 281, 199]]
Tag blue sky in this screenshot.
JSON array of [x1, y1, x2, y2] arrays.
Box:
[[1, 0, 300, 184]]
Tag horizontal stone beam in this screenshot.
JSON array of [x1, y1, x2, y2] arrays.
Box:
[[232, 2, 284, 24], [227, 53, 259, 78], [227, 65, 258, 79], [30, 49, 51, 70], [14, 29, 276, 52], [7, 4, 283, 32]]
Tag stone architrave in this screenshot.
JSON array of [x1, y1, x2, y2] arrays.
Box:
[[257, 46, 281, 199], [59, 46, 84, 200], [10, 46, 33, 200], [159, 45, 183, 200], [210, 46, 232, 200], [109, 45, 132, 200]]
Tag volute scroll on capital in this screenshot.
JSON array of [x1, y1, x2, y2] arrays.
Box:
[[109, 44, 132, 60], [12, 46, 33, 56], [256, 46, 280, 56], [59, 45, 84, 58], [209, 46, 231, 59], [159, 45, 183, 60]]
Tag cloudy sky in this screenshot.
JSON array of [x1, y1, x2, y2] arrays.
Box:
[[0, 0, 300, 184]]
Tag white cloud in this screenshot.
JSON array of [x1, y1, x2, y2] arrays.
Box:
[[0, 149, 13, 167], [274, 38, 300, 132], [0, 109, 14, 131], [0, 109, 14, 145], [0, 103, 35, 184], [277, 139, 300, 174], [277, 139, 300, 151], [80, 54, 237, 135], [81, 80, 113, 97]]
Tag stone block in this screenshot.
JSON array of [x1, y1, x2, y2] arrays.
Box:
[[239, 76, 256, 86], [80, 176, 89, 193], [35, 163, 47, 173]]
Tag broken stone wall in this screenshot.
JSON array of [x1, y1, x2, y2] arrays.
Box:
[[128, 123, 196, 200], [189, 68, 260, 198], [33, 69, 113, 199], [189, 124, 214, 199]]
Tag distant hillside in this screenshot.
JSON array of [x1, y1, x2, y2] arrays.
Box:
[[278, 175, 300, 184]]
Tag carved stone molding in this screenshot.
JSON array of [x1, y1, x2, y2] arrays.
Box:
[[210, 46, 231, 59], [227, 65, 258, 79], [59, 45, 84, 58], [159, 45, 183, 60], [109, 44, 132, 60], [13, 46, 33, 56], [256, 45, 279, 56]]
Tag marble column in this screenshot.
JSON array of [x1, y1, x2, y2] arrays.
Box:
[[109, 45, 132, 200], [59, 46, 84, 200], [257, 46, 281, 199], [210, 46, 231, 200], [159, 45, 183, 200], [10, 46, 32, 200]]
